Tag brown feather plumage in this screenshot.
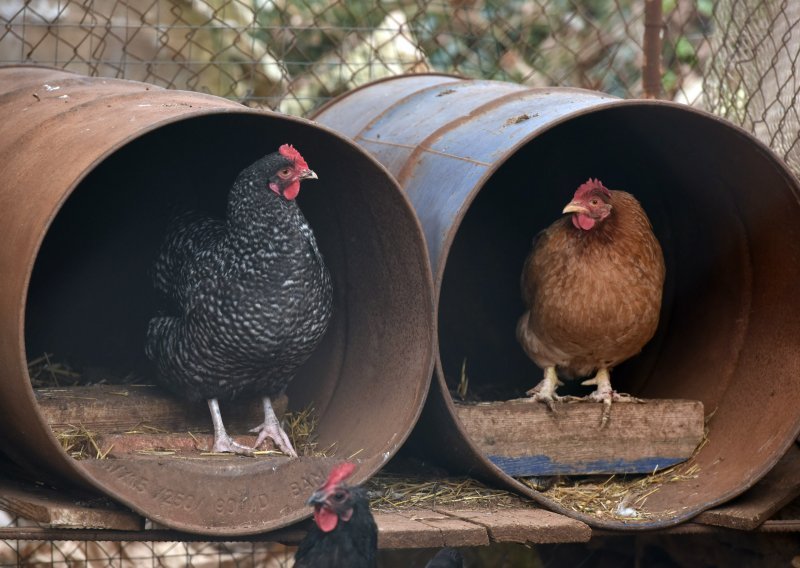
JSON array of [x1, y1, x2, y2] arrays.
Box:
[[518, 189, 665, 380]]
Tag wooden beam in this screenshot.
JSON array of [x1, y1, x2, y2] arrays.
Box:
[[0, 525, 306, 543], [35, 385, 287, 434], [455, 398, 704, 476], [0, 478, 143, 530], [374, 509, 490, 549], [374, 511, 460, 549], [373, 513, 445, 549], [439, 508, 591, 544], [694, 445, 800, 530]]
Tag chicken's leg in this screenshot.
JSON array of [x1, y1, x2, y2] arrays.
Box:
[[250, 397, 298, 458], [208, 398, 255, 456], [582, 367, 614, 402], [526, 366, 563, 410], [582, 367, 641, 427]]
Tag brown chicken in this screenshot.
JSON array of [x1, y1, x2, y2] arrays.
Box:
[[517, 179, 665, 420]]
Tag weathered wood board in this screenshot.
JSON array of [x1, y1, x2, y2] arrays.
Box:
[[694, 444, 800, 530], [373, 507, 590, 548], [455, 398, 704, 476], [374, 510, 485, 549], [438, 507, 592, 543], [35, 385, 287, 434], [0, 477, 143, 530], [95, 432, 283, 457]]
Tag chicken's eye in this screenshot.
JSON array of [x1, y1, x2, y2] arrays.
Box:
[[278, 168, 293, 179], [333, 491, 346, 501], [590, 198, 600, 206]]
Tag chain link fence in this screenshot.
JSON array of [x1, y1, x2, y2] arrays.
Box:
[[1, 0, 799, 564], [705, 0, 800, 175], [0, 510, 297, 566], [2, 0, 798, 173], [0, 0, 713, 108]]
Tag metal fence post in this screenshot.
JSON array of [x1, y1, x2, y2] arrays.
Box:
[[643, 0, 664, 98]]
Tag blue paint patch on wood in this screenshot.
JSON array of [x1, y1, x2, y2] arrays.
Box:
[[488, 455, 686, 477]]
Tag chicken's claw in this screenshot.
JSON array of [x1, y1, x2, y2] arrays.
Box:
[[212, 432, 256, 456], [526, 366, 563, 411], [250, 396, 298, 458], [581, 368, 643, 427], [251, 422, 297, 457], [207, 397, 256, 456], [526, 391, 559, 412]]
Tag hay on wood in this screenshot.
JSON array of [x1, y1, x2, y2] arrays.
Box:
[[55, 424, 113, 460], [366, 472, 534, 512], [523, 428, 710, 522]]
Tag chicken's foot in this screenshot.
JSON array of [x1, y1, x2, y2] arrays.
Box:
[[250, 396, 298, 458], [581, 368, 642, 427], [526, 366, 563, 411], [208, 398, 255, 456]]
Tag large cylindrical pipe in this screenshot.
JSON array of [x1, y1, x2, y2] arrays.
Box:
[[314, 74, 800, 530], [0, 66, 435, 535]]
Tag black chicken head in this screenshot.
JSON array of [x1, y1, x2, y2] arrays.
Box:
[[267, 144, 317, 200], [307, 462, 359, 532]]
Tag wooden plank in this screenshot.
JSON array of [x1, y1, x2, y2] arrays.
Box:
[[35, 385, 287, 434], [0, 525, 307, 543], [374, 509, 489, 548], [0, 518, 796, 544], [455, 398, 704, 476], [98, 433, 208, 456], [694, 445, 800, 530], [0, 478, 144, 530], [373, 511, 451, 549], [439, 507, 591, 544], [96, 432, 291, 456]]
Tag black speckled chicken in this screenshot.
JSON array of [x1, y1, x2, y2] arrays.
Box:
[[146, 144, 332, 456]]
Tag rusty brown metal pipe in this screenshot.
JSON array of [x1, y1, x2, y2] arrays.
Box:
[[313, 74, 800, 530], [0, 66, 435, 535]]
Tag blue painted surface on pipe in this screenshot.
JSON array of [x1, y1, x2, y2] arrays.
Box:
[[488, 455, 686, 477]]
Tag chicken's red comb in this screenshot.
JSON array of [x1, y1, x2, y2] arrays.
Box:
[[279, 144, 309, 170], [574, 178, 611, 199], [321, 462, 356, 491]]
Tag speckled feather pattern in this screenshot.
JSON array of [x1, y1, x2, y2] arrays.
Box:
[[146, 153, 332, 402], [518, 190, 665, 377]]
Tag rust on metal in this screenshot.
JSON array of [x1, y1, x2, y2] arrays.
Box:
[[0, 65, 435, 535], [314, 74, 800, 530], [643, 0, 665, 99]]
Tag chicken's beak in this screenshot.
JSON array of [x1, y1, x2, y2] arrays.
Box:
[[306, 490, 326, 506], [299, 168, 318, 181], [562, 201, 589, 215]]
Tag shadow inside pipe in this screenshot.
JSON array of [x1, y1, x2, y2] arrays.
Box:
[[24, 112, 432, 458], [438, 105, 764, 415]]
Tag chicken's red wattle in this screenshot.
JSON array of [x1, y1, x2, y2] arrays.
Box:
[[314, 507, 339, 532], [572, 213, 595, 231]]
